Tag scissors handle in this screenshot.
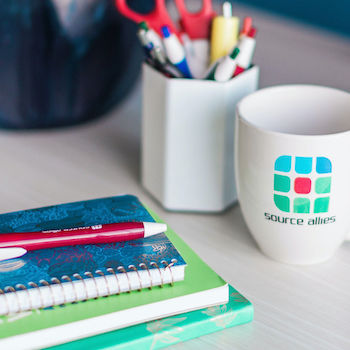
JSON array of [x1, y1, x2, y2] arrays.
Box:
[[175, 0, 216, 39], [115, 0, 179, 36]]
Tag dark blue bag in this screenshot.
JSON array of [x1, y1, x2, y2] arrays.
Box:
[[0, 0, 148, 128]]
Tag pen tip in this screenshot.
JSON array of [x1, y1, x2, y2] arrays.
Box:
[[0, 247, 27, 261], [161, 25, 171, 38], [143, 222, 167, 237]]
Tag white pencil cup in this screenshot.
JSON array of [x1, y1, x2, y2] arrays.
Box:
[[141, 63, 259, 212]]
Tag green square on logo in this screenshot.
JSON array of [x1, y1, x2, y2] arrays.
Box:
[[294, 198, 310, 213], [274, 174, 290, 192], [314, 197, 330, 213], [315, 177, 331, 194]]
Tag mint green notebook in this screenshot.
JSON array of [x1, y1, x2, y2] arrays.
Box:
[[48, 285, 253, 350], [0, 197, 228, 349]]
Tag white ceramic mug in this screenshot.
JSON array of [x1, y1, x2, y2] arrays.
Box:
[[235, 85, 350, 264]]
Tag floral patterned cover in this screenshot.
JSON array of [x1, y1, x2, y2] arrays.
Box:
[[0, 195, 185, 289]]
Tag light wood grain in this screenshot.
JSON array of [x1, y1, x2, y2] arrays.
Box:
[[0, 3, 349, 349]]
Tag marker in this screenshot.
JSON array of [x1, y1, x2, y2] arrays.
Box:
[[139, 21, 164, 51], [210, 2, 240, 63], [207, 47, 240, 82], [161, 26, 192, 79], [0, 222, 167, 261], [234, 27, 257, 77], [151, 46, 184, 78]]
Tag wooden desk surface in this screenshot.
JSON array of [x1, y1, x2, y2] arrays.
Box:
[[0, 4, 349, 350]]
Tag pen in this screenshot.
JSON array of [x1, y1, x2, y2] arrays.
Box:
[[139, 21, 164, 52], [207, 47, 240, 82], [161, 25, 193, 79], [137, 29, 154, 58], [0, 222, 167, 261], [234, 27, 257, 77], [210, 2, 239, 63], [151, 46, 184, 78], [137, 29, 184, 79]]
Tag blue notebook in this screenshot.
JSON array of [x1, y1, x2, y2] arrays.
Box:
[[0, 195, 186, 315]]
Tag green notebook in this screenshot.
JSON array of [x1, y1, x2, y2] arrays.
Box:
[[0, 197, 228, 349], [48, 284, 253, 350]]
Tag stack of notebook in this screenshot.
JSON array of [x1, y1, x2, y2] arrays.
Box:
[[0, 195, 253, 349]]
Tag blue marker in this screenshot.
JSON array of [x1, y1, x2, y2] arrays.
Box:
[[161, 26, 192, 79]]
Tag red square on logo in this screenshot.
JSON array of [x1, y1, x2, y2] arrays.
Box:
[[294, 177, 311, 194]]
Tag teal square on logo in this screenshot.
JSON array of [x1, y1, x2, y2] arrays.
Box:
[[274, 174, 290, 192], [316, 157, 332, 174], [294, 198, 310, 213], [314, 197, 330, 213], [274, 155, 291, 172], [295, 157, 312, 174]]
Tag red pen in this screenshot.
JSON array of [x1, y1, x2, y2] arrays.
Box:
[[234, 27, 257, 77], [0, 222, 167, 261]]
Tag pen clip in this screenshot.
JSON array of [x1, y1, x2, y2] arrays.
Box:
[[0, 247, 27, 262]]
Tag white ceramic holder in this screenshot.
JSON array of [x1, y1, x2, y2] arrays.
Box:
[[141, 63, 259, 212]]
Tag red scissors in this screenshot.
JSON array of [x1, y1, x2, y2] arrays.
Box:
[[175, 0, 215, 39], [115, 0, 216, 40]]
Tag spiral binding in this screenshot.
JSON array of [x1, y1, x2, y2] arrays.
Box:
[[51, 277, 66, 305], [40, 280, 55, 306], [0, 261, 177, 315]]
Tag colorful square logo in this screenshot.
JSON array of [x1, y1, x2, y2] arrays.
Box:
[[274, 156, 332, 213]]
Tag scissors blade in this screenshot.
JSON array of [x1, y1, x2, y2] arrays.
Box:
[[0, 247, 27, 262], [175, 0, 216, 39]]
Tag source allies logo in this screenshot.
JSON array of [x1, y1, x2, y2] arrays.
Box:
[[273, 156, 332, 213]]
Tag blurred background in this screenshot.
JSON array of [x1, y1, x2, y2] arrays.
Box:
[[0, 0, 144, 129], [239, 0, 349, 36], [0, 0, 348, 129]]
